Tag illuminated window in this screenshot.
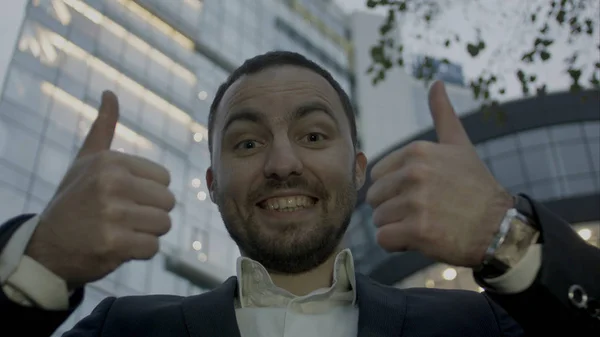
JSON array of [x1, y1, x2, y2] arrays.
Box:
[[19, 24, 208, 142]]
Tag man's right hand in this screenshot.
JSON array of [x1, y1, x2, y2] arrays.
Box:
[[25, 91, 176, 290]]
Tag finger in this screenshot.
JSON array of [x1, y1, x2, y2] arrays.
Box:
[[375, 222, 417, 252], [367, 162, 428, 209], [121, 205, 172, 236], [428, 81, 471, 146], [370, 141, 434, 182], [127, 176, 176, 211], [371, 194, 410, 228], [78, 91, 120, 158], [125, 232, 160, 260], [117, 153, 171, 186]]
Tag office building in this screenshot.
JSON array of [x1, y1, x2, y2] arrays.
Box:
[[345, 89, 600, 291], [0, 0, 353, 334], [350, 11, 479, 159]]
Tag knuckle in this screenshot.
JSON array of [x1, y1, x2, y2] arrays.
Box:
[[96, 169, 128, 195], [101, 203, 126, 223], [165, 190, 176, 211], [407, 141, 432, 158], [405, 164, 430, 183]]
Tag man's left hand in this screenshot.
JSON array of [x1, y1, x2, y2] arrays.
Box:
[[366, 80, 514, 268]]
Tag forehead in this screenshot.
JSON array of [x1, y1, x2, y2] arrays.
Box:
[[215, 65, 344, 125]]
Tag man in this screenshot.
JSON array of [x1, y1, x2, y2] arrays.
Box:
[[0, 51, 599, 336]]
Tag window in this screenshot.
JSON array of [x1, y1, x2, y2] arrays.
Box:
[[488, 153, 527, 189], [487, 135, 517, 157], [521, 145, 558, 181], [518, 128, 551, 148], [208, 231, 233, 269], [162, 151, 186, 195], [554, 142, 593, 176], [550, 123, 584, 143], [0, 185, 27, 219], [31, 177, 58, 206], [121, 260, 150, 293], [148, 254, 177, 294], [36, 142, 71, 185], [0, 117, 41, 172], [122, 42, 148, 76], [563, 174, 598, 197], [140, 102, 165, 137], [0, 163, 31, 192], [4, 67, 51, 118], [45, 94, 80, 150]]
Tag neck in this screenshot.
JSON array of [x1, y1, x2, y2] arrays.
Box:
[[267, 248, 343, 296]]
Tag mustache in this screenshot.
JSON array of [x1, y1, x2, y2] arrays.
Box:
[[248, 176, 328, 202]]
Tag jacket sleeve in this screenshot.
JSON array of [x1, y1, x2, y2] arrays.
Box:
[[62, 297, 116, 337], [0, 214, 84, 336], [480, 195, 600, 336]]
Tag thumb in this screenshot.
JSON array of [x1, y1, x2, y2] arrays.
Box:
[[428, 81, 471, 146], [77, 91, 119, 158]]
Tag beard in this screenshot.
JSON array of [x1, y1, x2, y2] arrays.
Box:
[[214, 173, 357, 274]]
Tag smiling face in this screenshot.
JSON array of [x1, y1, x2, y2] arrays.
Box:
[[206, 65, 366, 274]]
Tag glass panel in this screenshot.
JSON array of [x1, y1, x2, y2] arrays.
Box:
[[530, 179, 562, 201], [583, 121, 600, 139], [488, 153, 526, 188], [0, 185, 27, 219], [208, 231, 233, 269], [148, 254, 176, 294], [0, 117, 41, 172], [587, 141, 600, 173], [518, 128, 551, 148], [563, 174, 598, 197], [0, 163, 31, 192], [486, 135, 517, 157], [550, 123, 584, 143], [36, 142, 71, 184], [521, 145, 558, 181], [121, 260, 150, 293], [554, 142, 592, 176], [4, 67, 51, 117]]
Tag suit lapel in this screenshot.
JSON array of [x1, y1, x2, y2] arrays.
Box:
[[355, 273, 407, 337], [181, 276, 242, 337]]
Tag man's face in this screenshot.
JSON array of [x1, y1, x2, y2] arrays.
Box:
[[206, 65, 366, 274]]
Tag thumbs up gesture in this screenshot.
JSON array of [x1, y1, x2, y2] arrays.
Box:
[[366, 81, 514, 268], [25, 92, 175, 289]]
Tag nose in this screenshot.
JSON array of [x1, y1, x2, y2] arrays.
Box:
[[263, 138, 303, 180]]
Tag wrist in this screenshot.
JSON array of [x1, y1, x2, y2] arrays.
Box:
[[476, 195, 540, 278]]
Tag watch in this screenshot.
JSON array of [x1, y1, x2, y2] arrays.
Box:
[[477, 195, 540, 279]]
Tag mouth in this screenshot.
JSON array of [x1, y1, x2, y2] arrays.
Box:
[[257, 195, 319, 212]]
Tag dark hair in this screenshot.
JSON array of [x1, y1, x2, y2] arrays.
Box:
[[208, 51, 356, 154]]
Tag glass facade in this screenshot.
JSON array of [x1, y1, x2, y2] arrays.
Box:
[[345, 120, 600, 281], [0, 0, 353, 335]]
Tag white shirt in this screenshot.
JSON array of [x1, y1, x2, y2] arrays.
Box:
[[0, 216, 542, 336], [234, 249, 359, 337]]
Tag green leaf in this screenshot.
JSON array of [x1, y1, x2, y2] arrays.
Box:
[[499, 88, 506, 94], [556, 10, 566, 24], [397, 58, 404, 67], [467, 43, 480, 57], [540, 24, 549, 34], [529, 75, 537, 82], [540, 50, 551, 61], [444, 39, 450, 47], [366, 0, 377, 8], [521, 51, 534, 63], [531, 14, 536, 22]]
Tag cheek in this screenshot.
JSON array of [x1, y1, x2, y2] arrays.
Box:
[[218, 160, 260, 198]]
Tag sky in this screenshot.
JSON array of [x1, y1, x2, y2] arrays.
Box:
[[334, 0, 600, 102]]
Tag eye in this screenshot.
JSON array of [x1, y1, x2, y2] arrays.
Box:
[[235, 140, 260, 150], [303, 132, 327, 143]]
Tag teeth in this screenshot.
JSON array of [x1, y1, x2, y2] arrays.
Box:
[[261, 196, 315, 211]]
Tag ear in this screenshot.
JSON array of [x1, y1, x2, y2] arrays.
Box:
[[354, 151, 367, 190], [205, 167, 216, 203]]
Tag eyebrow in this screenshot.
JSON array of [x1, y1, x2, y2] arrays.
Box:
[[222, 101, 337, 134]]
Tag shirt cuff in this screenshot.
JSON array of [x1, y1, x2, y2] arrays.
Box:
[[482, 244, 543, 294], [5, 255, 70, 310], [0, 215, 40, 282]]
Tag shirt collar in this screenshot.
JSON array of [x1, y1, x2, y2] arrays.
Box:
[[235, 249, 357, 309]]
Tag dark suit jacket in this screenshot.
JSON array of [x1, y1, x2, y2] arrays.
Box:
[[1, 196, 599, 336]]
